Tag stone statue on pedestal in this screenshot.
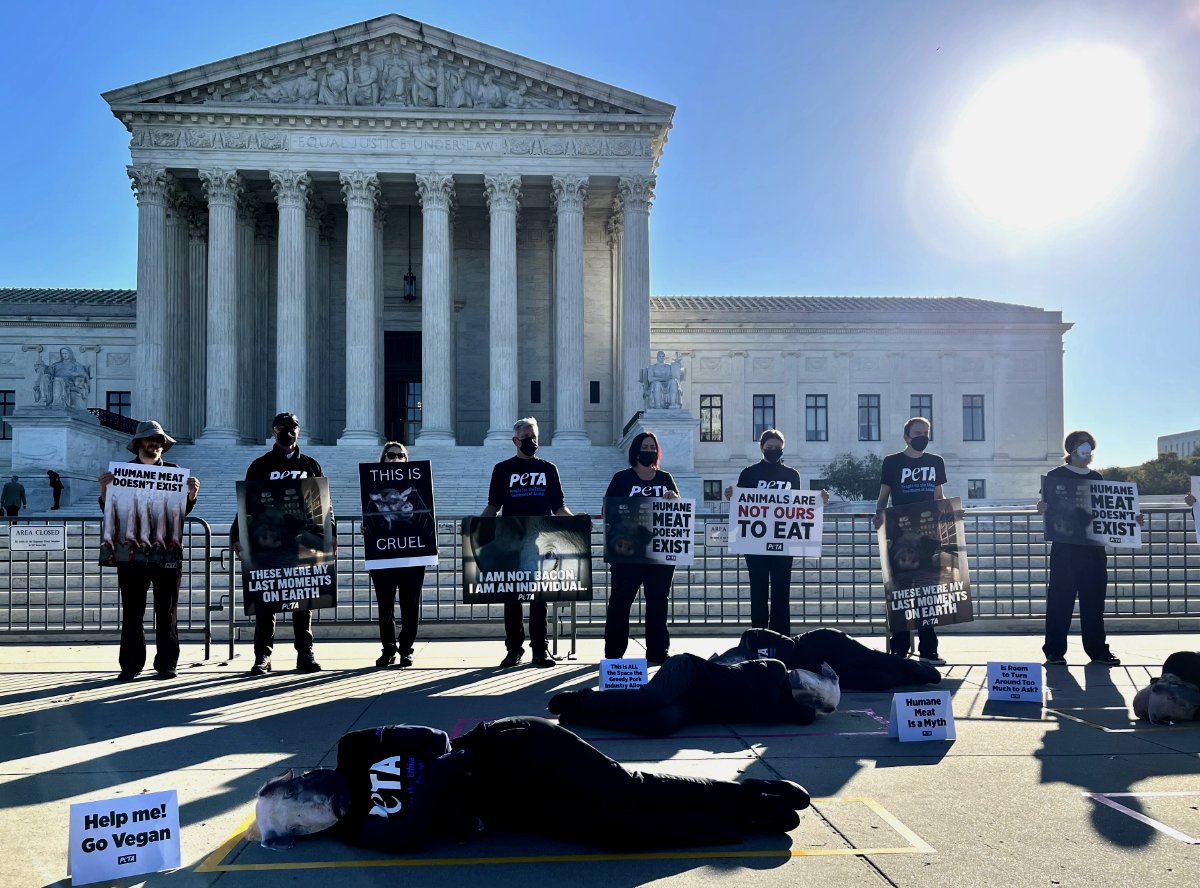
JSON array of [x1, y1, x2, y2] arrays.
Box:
[[44, 347, 92, 408], [641, 350, 684, 410]]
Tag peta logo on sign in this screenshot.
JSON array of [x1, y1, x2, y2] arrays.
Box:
[[766, 542, 784, 551], [757, 480, 791, 489], [900, 467, 937, 484], [268, 470, 309, 480], [509, 472, 547, 487]]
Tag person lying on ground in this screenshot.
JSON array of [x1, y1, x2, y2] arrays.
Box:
[[1132, 652, 1200, 725], [710, 627, 942, 691], [548, 652, 839, 737], [250, 716, 811, 852]]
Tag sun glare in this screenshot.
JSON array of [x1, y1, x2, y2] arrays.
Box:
[[945, 45, 1154, 236]]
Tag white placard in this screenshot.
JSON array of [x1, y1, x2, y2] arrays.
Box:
[[599, 658, 648, 690], [887, 691, 956, 741], [9, 524, 66, 551], [69, 790, 180, 886], [727, 487, 824, 557], [1192, 477, 1200, 547], [986, 661, 1044, 703]]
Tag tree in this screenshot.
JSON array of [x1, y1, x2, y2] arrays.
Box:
[[1104, 451, 1200, 494], [821, 453, 884, 501]]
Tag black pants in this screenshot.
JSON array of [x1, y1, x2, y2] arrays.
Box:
[[455, 716, 753, 848], [745, 555, 794, 636], [889, 624, 939, 659], [604, 563, 674, 659], [52, 487, 62, 508], [254, 609, 314, 659], [1043, 544, 1110, 660], [503, 599, 547, 654], [735, 628, 936, 691], [116, 564, 180, 674], [370, 566, 425, 655], [3, 506, 17, 517]]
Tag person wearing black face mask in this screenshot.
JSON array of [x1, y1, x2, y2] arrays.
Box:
[[602, 432, 680, 663], [725, 429, 829, 636], [230, 412, 327, 675], [874, 417, 947, 665], [481, 417, 573, 668]]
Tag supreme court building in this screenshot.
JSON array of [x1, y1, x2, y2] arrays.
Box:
[[0, 15, 1071, 506]]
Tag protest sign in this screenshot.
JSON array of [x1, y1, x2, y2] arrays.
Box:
[[9, 524, 66, 551], [1041, 475, 1142, 549], [237, 477, 336, 616], [358, 461, 438, 569], [879, 497, 972, 633], [603, 497, 695, 566], [600, 658, 648, 690], [706, 522, 728, 548], [887, 691, 956, 742], [986, 662, 1044, 703], [727, 487, 823, 557], [69, 790, 180, 886], [1192, 477, 1199, 547], [99, 462, 190, 568], [462, 515, 592, 603]]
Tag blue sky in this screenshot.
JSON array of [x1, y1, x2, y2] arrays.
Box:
[[2, 0, 1197, 468]]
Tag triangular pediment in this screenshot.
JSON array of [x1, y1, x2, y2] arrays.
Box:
[[103, 14, 674, 119]]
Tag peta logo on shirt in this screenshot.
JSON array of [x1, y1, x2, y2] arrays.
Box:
[[629, 485, 669, 497], [756, 480, 790, 489], [269, 470, 309, 479], [900, 467, 938, 484], [509, 472, 547, 488]]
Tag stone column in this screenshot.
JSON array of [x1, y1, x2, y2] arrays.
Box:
[[374, 197, 387, 438], [269, 170, 310, 425], [186, 206, 208, 442], [338, 171, 381, 444], [619, 176, 655, 430], [236, 193, 260, 441], [303, 193, 324, 443], [484, 174, 521, 443], [607, 206, 624, 441], [415, 173, 456, 443], [163, 184, 190, 436], [551, 174, 589, 443], [197, 169, 242, 441], [127, 165, 171, 422]]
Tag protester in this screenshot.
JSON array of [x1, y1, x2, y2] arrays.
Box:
[[724, 429, 830, 636], [365, 441, 424, 668], [602, 431, 679, 664], [98, 420, 200, 680], [873, 417, 947, 665], [251, 716, 810, 852], [710, 627, 942, 690], [480, 417, 572, 668], [232, 412, 325, 675], [1132, 652, 1200, 724], [48, 470, 64, 509], [1037, 430, 1140, 667], [2, 475, 26, 517], [548, 653, 838, 737]]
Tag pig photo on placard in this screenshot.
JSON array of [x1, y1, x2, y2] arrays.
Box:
[[237, 476, 336, 616], [461, 515, 592, 603], [99, 462, 191, 568], [604, 497, 695, 566], [358, 461, 437, 570], [1041, 475, 1142, 548], [878, 497, 972, 633]]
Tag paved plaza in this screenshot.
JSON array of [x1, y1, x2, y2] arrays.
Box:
[[2, 630, 1198, 888]]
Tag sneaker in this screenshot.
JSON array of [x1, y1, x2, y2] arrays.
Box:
[[1090, 654, 1121, 666], [532, 650, 557, 668], [296, 652, 322, 673], [154, 668, 177, 680], [909, 660, 942, 684], [249, 656, 272, 676], [499, 650, 523, 668], [741, 778, 811, 811], [920, 655, 947, 667], [117, 670, 138, 682], [398, 655, 414, 668], [1044, 657, 1067, 666], [375, 651, 396, 668]]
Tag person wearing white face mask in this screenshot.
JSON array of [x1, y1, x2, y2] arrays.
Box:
[[1037, 430, 1137, 666]]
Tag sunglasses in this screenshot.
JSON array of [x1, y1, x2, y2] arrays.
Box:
[[383, 451, 407, 461], [144, 438, 166, 446]]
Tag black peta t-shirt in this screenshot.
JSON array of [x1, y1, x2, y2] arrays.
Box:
[[487, 455, 565, 516], [736, 460, 802, 490], [880, 451, 947, 507], [604, 468, 679, 500]]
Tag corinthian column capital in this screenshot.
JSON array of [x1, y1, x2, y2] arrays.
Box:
[[618, 175, 656, 213], [416, 173, 455, 212], [551, 174, 589, 214], [339, 171, 380, 210], [269, 169, 311, 209], [128, 165, 171, 207], [484, 173, 522, 213], [198, 169, 243, 208]]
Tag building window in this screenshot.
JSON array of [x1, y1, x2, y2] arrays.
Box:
[[106, 391, 132, 418], [403, 382, 422, 446], [530, 381, 541, 404], [752, 394, 775, 440], [0, 390, 14, 441], [968, 479, 987, 500], [963, 394, 986, 441], [703, 480, 723, 502], [700, 395, 723, 442], [805, 394, 828, 442], [910, 394, 933, 439], [858, 394, 880, 442], [589, 381, 600, 404]]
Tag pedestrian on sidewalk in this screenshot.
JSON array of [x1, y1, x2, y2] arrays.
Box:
[[2, 475, 26, 517], [48, 470, 64, 509]]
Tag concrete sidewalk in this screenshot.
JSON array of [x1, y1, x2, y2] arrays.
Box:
[[2, 631, 1198, 888]]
